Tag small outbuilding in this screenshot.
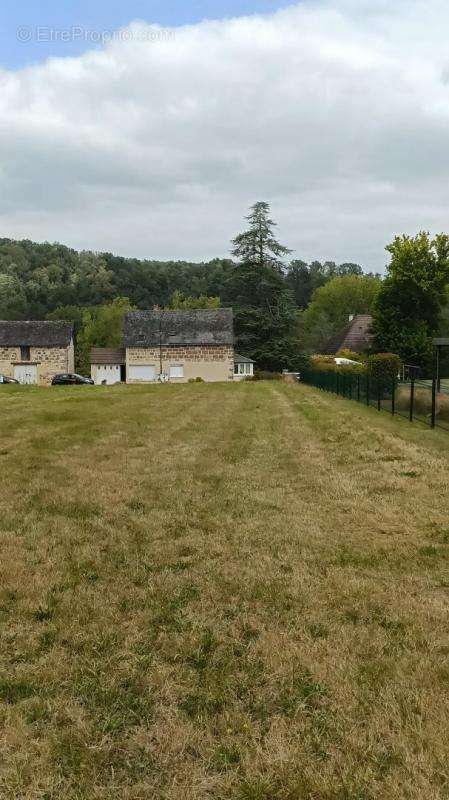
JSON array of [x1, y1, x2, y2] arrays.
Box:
[[234, 353, 255, 380], [90, 348, 126, 385]]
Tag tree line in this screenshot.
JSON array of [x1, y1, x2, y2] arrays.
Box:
[[1, 204, 447, 375], [0, 218, 374, 372], [0, 236, 367, 322]]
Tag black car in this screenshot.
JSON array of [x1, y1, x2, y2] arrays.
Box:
[[51, 373, 94, 385], [0, 374, 19, 384]]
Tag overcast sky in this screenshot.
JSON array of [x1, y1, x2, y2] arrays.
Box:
[[1, 0, 449, 271]]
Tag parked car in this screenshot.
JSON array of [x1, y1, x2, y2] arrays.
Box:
[[0, 374, 19, 384], [51, 373, 94, 385]]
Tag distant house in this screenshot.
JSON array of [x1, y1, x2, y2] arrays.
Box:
[[123, 309, 235, 383], [0, 320, 74, 385], [325, 314, 373, 355], [90, 348, 126, 385], [234, 353, 255, 380]]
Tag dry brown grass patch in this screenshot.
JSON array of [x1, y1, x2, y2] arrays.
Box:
[[0, 382, 449, 798]]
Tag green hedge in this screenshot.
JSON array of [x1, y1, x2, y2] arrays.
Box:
[[367, 353, 401, 384], [249, 370, 283, 381]]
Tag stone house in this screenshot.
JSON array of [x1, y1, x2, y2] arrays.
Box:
[[123, 309, 234, 383], [0, 320, 74, 385]]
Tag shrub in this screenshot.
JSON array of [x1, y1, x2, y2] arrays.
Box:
[[314, 363, 338, 374], [413, 388, 433, 416], [311, 354, 335, 364], [310, 354, 365, 376], [252, 370, 283, 381], [438, 394, 449, 421], [339, 362, 366, 376], [335, 349, 364, 362], [396, 386, 449, 420], [396, 386, 424, 415], [367, 353, 401, 387], [310, 355, 337, 373], [195, 377, 204, 382]]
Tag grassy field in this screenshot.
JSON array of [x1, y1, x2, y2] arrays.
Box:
[[1, 381, 449, 800]]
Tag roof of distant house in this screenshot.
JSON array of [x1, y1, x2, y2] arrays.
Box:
[[325, 314, 373, 354], [123, 309, 234, 347], [90, 348, 126, 365], [234, 353, 255, 363], [0, 320, 73, 347]]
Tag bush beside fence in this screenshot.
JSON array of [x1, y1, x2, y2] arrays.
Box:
[[301, 370, 449, 433]]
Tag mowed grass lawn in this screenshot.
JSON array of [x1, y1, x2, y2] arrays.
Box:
[[1, 381, 449, 800]]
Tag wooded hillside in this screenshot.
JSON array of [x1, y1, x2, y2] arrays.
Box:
[[0, 237, 365, 320]]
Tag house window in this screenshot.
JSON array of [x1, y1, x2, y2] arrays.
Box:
[[235, 362, 252, 375], [169, 364, 184, 379], [20, 346, 30, 361]]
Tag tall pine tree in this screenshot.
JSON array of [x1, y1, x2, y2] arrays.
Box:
[[228, 202, 302, 371]]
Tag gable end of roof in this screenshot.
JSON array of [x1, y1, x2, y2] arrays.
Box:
[[325, 314, 373, 354]]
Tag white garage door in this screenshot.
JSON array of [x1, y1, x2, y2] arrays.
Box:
[[14, 364, 37, 384], [95, 365, 121, 385], [128, 365, 156, 382]]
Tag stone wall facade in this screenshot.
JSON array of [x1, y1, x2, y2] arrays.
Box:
[[0, 340, 74, 385], [126, 345, 234, 383], [0, 347, 20, 378]]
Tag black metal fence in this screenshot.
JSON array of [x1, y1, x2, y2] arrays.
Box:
[[301, 370, 449, 433]]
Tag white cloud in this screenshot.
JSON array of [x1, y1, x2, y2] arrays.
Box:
[[1, 0, 449, 270]]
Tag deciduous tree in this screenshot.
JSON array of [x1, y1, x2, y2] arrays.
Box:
[[298, 274, 381, 352], [371, 232, 449, 369], [168, 290, 220, 309]]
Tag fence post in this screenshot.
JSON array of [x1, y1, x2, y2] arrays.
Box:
[[409, 378, 415, 422], [431, 378, 436, 429], [391, 379, 396, 416], [342, 374, 346, 398], [366, 375, 370, 406], [377, 379, 381, 411], [357, 375, 361, 403], [348, 375, 352, 401], [336, 373, 340, 395]]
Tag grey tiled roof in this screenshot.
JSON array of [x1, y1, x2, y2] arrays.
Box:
[[0, 320, 73, 347], [124, 309, 234, 347], [234, 353, 255, 363], [325, 315, 373, 354]]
